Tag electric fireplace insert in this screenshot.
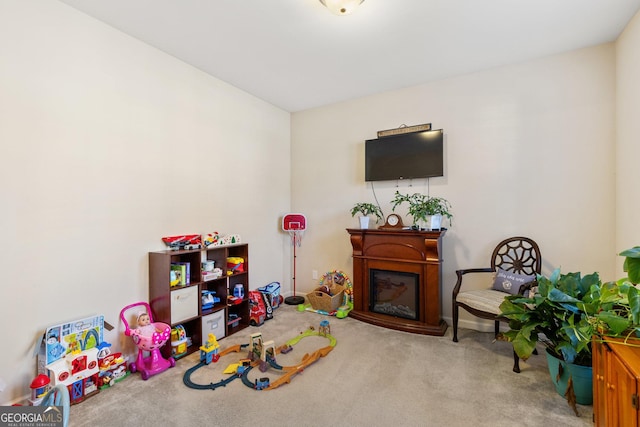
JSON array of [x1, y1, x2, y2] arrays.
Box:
[[370, 269, 419, 321]]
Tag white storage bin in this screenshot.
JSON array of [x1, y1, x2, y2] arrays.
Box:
[[202, 309, 226, 340], [170, 286, 199, 324]]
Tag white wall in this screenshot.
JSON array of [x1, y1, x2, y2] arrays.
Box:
[[0, 1, 290, 403], [291, 44, 617, 331], [616, 10, 640, 273]]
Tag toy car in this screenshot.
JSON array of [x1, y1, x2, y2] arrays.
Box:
[[161, 235, 202, 250]]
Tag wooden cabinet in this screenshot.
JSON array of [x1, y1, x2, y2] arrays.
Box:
[[593, 337, 640, 426], [149, 243, 250, 358]]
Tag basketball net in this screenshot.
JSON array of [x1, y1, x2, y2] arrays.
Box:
[[288, 227, 304, 247]]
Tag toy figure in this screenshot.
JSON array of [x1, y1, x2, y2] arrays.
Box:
[[46, 330, 65, 360], [136, 312, 162, 337]]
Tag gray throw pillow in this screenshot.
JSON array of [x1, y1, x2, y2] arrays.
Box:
[[491, 268, 535, 295]]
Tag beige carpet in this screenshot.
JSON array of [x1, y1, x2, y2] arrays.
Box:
[[68, 305, 592, 427]]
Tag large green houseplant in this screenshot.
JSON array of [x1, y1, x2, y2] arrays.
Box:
[[390, 191, 452, 230], [598, 246, 640, 337], [500, 269, 599, 367], [620, 245, 640, 285], [499, 250, 640, 414], [500, 265, 640, 364], [499, 269, 600, 412]]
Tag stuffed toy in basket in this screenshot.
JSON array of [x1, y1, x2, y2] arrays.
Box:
[[307, 271, 346, 312]]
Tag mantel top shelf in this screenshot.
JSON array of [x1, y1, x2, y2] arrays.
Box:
[[346, 228, 446, 238]]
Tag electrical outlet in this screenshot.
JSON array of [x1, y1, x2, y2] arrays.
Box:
[[312, 270, 318, 280]]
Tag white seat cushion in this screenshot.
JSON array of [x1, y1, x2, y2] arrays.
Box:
[[456, 289, 509, 315]]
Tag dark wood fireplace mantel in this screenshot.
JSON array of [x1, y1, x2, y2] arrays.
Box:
[[347, 228, 447, 336]]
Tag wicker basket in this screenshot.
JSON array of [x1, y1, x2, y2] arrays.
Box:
[[307, 282, 345, 312]]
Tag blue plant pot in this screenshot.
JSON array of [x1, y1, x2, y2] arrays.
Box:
[[545, 350, 593, 405]]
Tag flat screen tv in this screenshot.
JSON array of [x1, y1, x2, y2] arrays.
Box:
[[365, 129, 443, 182]]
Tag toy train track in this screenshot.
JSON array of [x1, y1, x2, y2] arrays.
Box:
[[183, 361, 239, 390], [182, 343, 248, 391], [183, 328, 336, 392]]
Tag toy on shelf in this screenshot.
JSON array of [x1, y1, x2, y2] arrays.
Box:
[[226, 257, 245, 274], [202, 232, 242, 248], [170, 269, 182, 287], [201, 290, 220, 311], [119, 302, 175, 380], [228, 313, 241, 328], [201, 259, 222, 281], [219, 234, 241, 246], [203, 267, 223, 281], [161, 234, 202, 250], [202, 232, 220, 248]]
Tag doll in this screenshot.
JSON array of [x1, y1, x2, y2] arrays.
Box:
[[135, 312, 162, 336]]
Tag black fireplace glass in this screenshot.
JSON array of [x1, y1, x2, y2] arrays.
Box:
[[369, 269, 419, 320]]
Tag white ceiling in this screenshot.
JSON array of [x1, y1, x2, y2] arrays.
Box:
[[59, 0, 640, 112]]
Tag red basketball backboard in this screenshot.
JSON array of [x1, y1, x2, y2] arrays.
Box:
[[282, 213, 307, 231]]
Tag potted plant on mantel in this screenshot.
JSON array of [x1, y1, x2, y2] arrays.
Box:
[[390, 191, 452, 230], [350, 202, 383, 229], [499, 248, 640, 416]]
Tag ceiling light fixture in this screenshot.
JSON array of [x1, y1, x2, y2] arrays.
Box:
[[319, 0, 364, 16]]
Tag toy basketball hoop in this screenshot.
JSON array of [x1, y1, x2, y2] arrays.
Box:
[[282, 213, 306, 247], [282, 213, 307, 305]]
